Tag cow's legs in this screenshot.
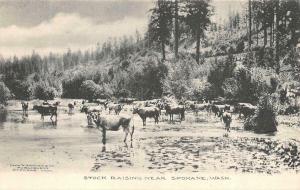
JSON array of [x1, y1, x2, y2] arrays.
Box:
[[130, 125, 134, 142], [54, 114, 57, 125], [143, 117, 146, 126], [102, 127, 106, 145], [123, 127, 129, 142]]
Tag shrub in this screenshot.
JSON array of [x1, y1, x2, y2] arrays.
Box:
[[236, 40, 244, 53], [244, 94, 278, 133], [193, 82, 218, 101], [80, 80, 104, 100], [0, 82, 11, 104], [208, 54, 236, 97], [33, 82, 56, 100], [222, 78, 239, 99], [13, 80, 33, 100]]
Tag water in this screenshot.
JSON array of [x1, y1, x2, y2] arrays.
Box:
[[0, 99, 300, 173]]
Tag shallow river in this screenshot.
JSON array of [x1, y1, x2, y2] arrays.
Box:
[[0, 99, 300, 174]]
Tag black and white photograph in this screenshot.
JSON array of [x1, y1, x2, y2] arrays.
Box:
[[0, 0, 299, 189]]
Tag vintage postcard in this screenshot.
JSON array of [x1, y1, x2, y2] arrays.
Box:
[[0, 0, 299, 189]]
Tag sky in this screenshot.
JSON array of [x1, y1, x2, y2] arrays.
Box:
[[0, 0, 245, 58]]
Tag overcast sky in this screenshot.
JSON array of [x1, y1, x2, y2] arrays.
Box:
[[0, 0, 245, 58]]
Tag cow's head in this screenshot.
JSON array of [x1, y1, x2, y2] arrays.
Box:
[[81, 105, 89, 114], [32, 105, 38, 110], [132, 107, 139, 114]]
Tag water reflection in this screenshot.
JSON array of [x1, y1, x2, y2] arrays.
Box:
[[33, 122, 57, 130], [0, 109, 8, 130]]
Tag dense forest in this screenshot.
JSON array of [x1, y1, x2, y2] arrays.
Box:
[[0, 0, 299, 107]]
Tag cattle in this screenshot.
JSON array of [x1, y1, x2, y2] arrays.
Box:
[[222, 111, 232, 132], [211, 104, 230, 118], [21, 102, 29, 117], [165, 104, 185, 122], [33, 105, 58, 124], [235, 103, 256, 118], [95, 99, 109, 110], [190, 103, 210, 115], [184, 100, 196, 110], [132, 101, 146, 108], [68, 103, 75, 114], [53, 101, 60, 106], [211, 104, 223, 117], [81, 105, 89, 113], [86, 112, 95, 127], [91, 113, 134, 147], [119, 98, 136, 105], [81, 105, 102, 114], [146, 99, 160, 106], [156, 101, 165, 110], [108, 104, 123, 115], [133, 106, 160, 126]]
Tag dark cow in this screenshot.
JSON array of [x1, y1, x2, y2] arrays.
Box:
[[212, 104, 230, 118], [92, 113, 134, 147], [21, 102, 29, 117], [33, 105, 58, 124], [184, 100, 196, 110], [235, 103, 256, 118], [108, 104, 123, 115], [86, 112, 94, 127], [190, 103, 210, 115], [81, 105, 89, 113], [222, 111, 232, 132], [53, 101, 60, 106], [211, 104, 223, 117], [133, 106, 160, 126], [156, 101, 165, 111], [165, 104, 185, 122]]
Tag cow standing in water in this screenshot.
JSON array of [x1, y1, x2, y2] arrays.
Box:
[[21, 102, 29, 117], [108, 104, 123, 115], [33, 104, 58, 125], [91, 113, 134, 151], [165, 104, 185, 123], [68, 103, 75, 115], [222, 111, 232, 133], [133, 106, 160, 126]]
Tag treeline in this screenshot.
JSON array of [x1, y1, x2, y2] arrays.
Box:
[[0, 0, 299, 104], [147, 0, 213, 64], [0, 32, 145, 101], [246, 0, 300, 73]]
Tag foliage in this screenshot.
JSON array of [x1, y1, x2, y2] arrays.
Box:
[[222, 78, 239, 99], [193, 82, 217, 100], [0, 82, 11, 104], [13, 80, 33, 100], [34, 81, 56, 100], [148, 0, 173, 60], [185, 0, 213, 64], [244, 94, 278, 133], [207, 54, 236, 97], [80, 80, 106, 100], [128, 59, 168, 99]]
